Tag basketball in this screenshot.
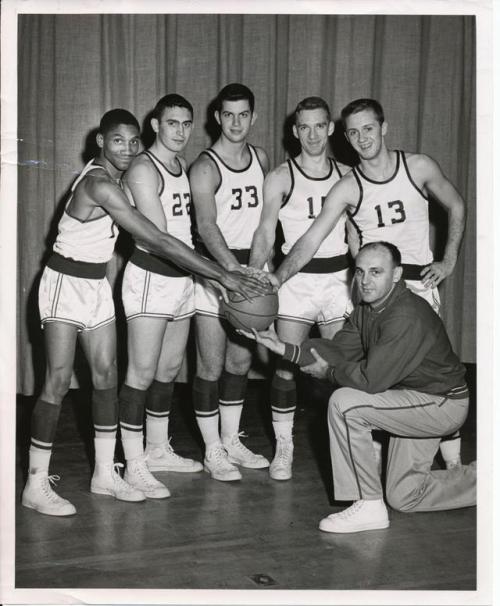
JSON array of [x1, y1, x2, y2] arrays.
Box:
[[294, 338, 335, 367], [222, 291, 279, 331]]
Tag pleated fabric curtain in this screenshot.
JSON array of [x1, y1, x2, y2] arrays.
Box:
[[17, 14, 476, 394]]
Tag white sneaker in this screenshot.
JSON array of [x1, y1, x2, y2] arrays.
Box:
[[22, 471, 76, 516], [145, 440, 203, 473], [222, 432, 269, 469], [91, 462, 145, 502], [204, 444, 242, 481], [124, 456, 170, 499], [269, 436, 293, 480], [319, 499, 390, 534]]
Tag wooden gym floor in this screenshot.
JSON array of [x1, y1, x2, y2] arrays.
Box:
[[15, 368, 476, 591]]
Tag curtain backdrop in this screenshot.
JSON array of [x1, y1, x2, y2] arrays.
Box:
[[17, 13, 476, 394]]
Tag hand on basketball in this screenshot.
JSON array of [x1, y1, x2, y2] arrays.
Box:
[[420, 259, 454, 288], [300, 348, 330, 380], [236, 326, 286, 356], [221, 270, 271, 300]]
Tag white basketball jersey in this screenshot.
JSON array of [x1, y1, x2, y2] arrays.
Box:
[[201, 144, 265, 249], [280, 157, 347, 258], [139, 150, 193, 248], [347, 150, 432, 265], [53, 160, 118, 263]]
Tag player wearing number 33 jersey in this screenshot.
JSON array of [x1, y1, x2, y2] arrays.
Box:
[[194, 143, 265, 317]]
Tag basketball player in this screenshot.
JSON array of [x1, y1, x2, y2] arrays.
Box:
[[244, 241, 476, 533], [271, 98, 466, 469], [249, 97, 351, 480], [21, 109, 268, 516], [190, 83, 271, 481], [118, 94, 204, 499]]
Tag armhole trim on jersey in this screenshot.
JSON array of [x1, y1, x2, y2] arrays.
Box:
[[332, 158, 343, 180], [143, 150, 166, 197], [401, 151, 429, 200], [65, 162, 112, 222], [280, 159, 295, 209], [64, 208, 110, 223], [250, 144, 266, 179], [346, 214, 364, 249], [146, 149, 183, 178], [347, 168, 364, 218], [200, 150, 223, 195]]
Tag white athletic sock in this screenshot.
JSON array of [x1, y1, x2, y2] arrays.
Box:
[[94, 436, 116, 465], [197, 414, 221, 450], [121, 434, 144, 461], [272, 420, 293, 441], [440, 434, 461, 464], [146, 416, 169, 446], [220, 404, 243, 440], [272, 410, 294, 426], [29, 446, 51, 473]]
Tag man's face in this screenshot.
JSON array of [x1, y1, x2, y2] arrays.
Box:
[[344, 108, 387, 161], [152, 106, 193, 154], [354, 246, 402, 306], [216, 99, 255, 143], [98, 123, 141, 172], [293, 108, 334, 157]]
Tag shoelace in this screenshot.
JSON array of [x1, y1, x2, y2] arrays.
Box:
[[275, 445, 291, 466], [111, 463, 135, 490], [337, 501, 364, 519], [41, 474, 65, 502], [131, 457, 159, 487], [164, 438, 184, 460], [230, 432, 257, 457], [210, 444, 232, 468]]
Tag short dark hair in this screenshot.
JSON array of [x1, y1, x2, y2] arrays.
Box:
[[215, 83, 255, 113], [359, 241, 402, 267], [294, 96, 331, 123], [152, 94, 194, 121], [341, 98, 385, 127], [99, 109, 139, 135]]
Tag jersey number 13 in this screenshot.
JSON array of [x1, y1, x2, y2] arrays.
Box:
[[374, 200, 406, 228]]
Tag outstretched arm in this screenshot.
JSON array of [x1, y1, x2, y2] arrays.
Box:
[[90, 178, 269, 298], [411, 154, 466, 287], [273, 175, 353, 286], [189, 155, 242, 271], [249, 164, 289, 269]]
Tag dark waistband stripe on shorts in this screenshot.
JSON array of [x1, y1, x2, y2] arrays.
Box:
[[290, 253, 350, 274], [129, 248, 191, 278], [402, 263, 428, 281], [47, 252, 107, 279], [195, 242, 250, 266]]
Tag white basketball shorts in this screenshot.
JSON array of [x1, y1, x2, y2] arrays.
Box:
[[278, 269, 353, 326], [122, 261, 195, 321], [405, 280, 441, 315], [39, 266, 115, 331]]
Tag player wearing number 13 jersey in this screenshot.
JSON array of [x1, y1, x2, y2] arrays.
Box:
[[272, 98, 466, 470], [190, 83, 271, 482]]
